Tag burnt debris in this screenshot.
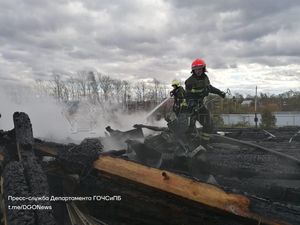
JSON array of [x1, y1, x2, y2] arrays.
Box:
[[0, 112, 300, 225], [57, 138, 103, 175], [2, 112, 56, 225]]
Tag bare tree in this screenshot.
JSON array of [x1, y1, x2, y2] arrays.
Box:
[[122, 80, 131, 109], [134, 81, 148, 102], [158, 83, 168, 100], [87, 71, 100, 104], [112, 79, 124, 103], [34, 79, 51, 97], [62, 83, 69, 101], [98, 74, 113, 102], [66, 77, 78, 101], [141, 81, 147, 102], [134, 83, 143, 102], [49, 74, 66, 101], [76, 71, 88, 98], [153, 78, 160, 103]]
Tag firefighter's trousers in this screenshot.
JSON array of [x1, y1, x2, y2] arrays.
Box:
[[189, 105, 213, 142]]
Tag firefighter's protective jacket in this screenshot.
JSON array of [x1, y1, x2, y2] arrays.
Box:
[[170, 86, 186, 107], [170, 86, 187, 116], [185, 73, 223, 105]]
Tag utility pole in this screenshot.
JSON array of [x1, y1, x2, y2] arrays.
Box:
[[254, 86, 258, 128]]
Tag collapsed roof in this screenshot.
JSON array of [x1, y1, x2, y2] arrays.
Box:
[[0, 112, 299, 225]]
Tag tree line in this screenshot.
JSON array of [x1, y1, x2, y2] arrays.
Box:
[[209, 90, 300, 114], [34, 71, 300, 113], [34, 71, 169, 109]]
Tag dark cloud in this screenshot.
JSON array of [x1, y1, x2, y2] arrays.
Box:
[[0, 0, 299, 93]]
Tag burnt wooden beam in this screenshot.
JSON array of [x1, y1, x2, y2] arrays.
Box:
[[2, 112, 57, 225], [13, 112, 34, 160]]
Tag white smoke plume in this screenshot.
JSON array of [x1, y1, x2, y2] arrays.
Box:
[[0, 83, 166, 144]]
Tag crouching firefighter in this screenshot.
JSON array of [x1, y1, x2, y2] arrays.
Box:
[[185, 58, 226, 146], [170, 79, 187, 116]]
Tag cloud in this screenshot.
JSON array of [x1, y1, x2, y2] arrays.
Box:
[[0, 0, 299, 94]]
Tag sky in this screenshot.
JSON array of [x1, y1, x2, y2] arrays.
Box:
[[0, 0, 300, 95]]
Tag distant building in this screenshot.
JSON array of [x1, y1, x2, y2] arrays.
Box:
[[241, 100, 253, 106]]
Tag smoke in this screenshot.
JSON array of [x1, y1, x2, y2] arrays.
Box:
[[0, 83, 166, 144], [0, 84, 72, 142]]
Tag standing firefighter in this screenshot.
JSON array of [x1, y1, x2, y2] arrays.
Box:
[[185, 58, 226, 145], [170, 79, 186, 116]]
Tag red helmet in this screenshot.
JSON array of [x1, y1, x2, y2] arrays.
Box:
[[191, 58, 206, 69]]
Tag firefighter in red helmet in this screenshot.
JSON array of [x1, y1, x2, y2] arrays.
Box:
[[185, 58, 226, 146]]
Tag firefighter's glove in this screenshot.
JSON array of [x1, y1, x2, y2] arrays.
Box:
[[220, 91, 226, 98]]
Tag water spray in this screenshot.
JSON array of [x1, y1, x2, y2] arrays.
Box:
[[144, 97, 171, 122]]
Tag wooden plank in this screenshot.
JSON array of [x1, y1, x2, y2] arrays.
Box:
[[94, 156, 248, 211], [93, 156, 288, 225]]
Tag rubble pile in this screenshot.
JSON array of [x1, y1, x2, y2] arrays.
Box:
[[0, 112, 300, 225], [57, 138, 103, 175]]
